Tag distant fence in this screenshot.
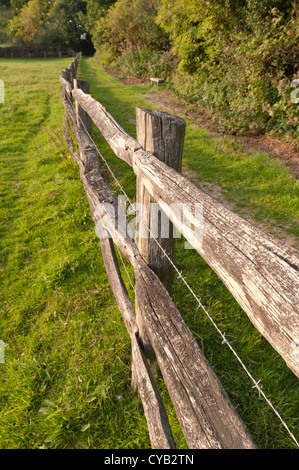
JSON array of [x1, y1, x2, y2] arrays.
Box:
[[0, 46, 75, 59], [59, 54, 299, 449]]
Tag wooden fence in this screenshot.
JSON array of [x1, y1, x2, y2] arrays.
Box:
[[0, 46, 75, 59], [59, 53, 299, 449]]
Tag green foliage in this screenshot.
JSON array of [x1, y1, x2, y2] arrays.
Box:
[[4, 0, 299, 140], [10, 0, 30, 8], [107, 0, 168, 51], [37, 0, 88, 50], [111, 42, 175, 79], [0, 3, 14, 45], [81, 0, 116, 48], [156, 0, 299, 138], [7, 0, 94, 52], [8, 0, 45, 44], [92, 0, 168, 59], [84, 0, 299, 139]]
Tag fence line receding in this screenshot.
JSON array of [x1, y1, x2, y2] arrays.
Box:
[[59, 53, 299, 449]]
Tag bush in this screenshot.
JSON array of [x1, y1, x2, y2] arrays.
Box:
[[157, 0, 299, 139], [91, 0, 299, 141], [109, 42, 175, 78], [89, 0, 169, 58]]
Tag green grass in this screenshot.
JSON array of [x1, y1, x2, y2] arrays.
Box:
[[0, 58, 151, 449], [0, 56, 298, 449], [183, 130, 299, 244]]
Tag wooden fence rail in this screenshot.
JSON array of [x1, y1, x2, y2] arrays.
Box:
[[0, 46, 75, 58], [59, 54, 299, 449]]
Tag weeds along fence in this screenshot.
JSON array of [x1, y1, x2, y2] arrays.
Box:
[[59, 54, 299, 449]]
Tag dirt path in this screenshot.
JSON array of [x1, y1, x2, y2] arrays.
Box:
[[103, 64, 299, 179], [142, 89, 299, 179]]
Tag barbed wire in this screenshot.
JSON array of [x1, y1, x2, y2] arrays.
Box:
[[64, 91, 299, 448], [115, 244, 136, 293]]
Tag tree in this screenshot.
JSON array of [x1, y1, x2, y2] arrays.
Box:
[[0, 0, 12, 7], [156, 0, 299, 135], [104, 0, 168, 53], [45, 0, 94, 53], [80, 0, 117, 51], [0, 1, 14, 45], [7, 0, 95, 53], [8, 0, 45, 44]]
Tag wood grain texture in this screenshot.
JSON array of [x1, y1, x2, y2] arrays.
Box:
[[98, 233, 176, 449], [76, 79, 92, 136], [134, 152, 299, 378], [135, 256, 256, 449], [59, 74, 72, 96], [136, 107, 185, 292], [84, 159, 256, 447], [131, 335, 176, 449], [62, 91, 256, 448], [64, 99, 176, 449], [99, 235, 138, 339], [134, 107, 186, 375], [72, 88, 299, 378], [72, 88, 141, 166]]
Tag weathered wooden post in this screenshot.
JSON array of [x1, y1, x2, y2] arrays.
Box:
[[76, 80, 92, 136], [133, 107, 186, 382], [135, 107, 186, 291], [72, 78, 92, 135], [73, 78, 80, 128]]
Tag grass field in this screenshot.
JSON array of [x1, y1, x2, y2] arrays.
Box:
[[0, 56, 298, 449]]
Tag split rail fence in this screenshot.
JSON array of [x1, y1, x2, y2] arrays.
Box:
[[0, 46, 75, 59], [59, 53, 299, 449]]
